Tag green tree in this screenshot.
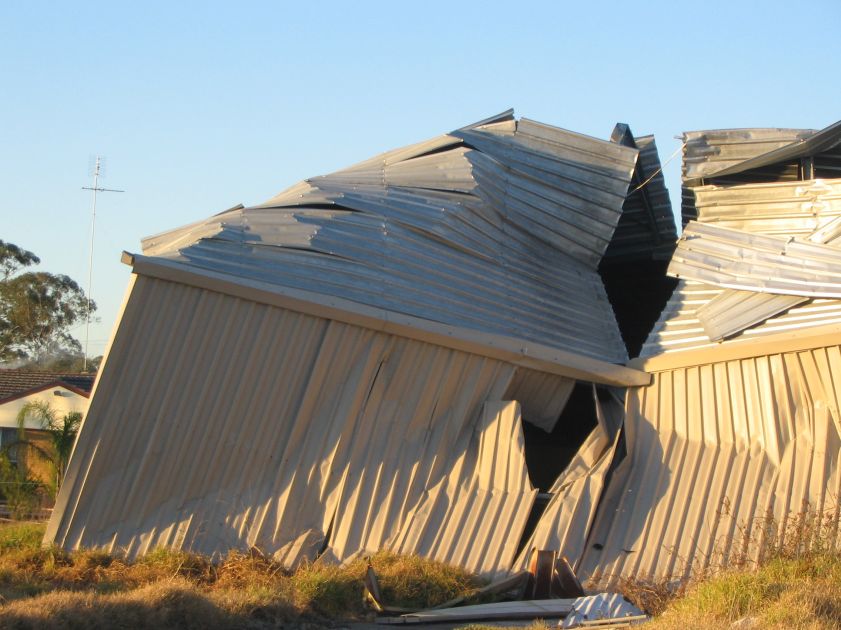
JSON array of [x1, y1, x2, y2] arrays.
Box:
[[0, 240, 96, 365], [14, 401, 84, 497]]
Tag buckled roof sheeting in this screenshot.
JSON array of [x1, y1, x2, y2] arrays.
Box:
[[140, 111, 637, 364], [643, 177, 841, 357], [604, 126, 676, 262]]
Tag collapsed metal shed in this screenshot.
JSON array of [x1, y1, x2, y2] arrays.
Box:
[[45, 111, 665, 578], [46, 110, 841, 587]]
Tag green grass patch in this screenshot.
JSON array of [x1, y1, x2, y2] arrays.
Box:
[[0, 521, 45, 552], [643, 551, 841, 630]]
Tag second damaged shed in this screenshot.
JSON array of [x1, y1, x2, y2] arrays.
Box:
[[45, 111, 668, 577], [579, 120, 841, 585]]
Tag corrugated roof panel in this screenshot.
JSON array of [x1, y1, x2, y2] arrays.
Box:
[[640, 280, 841, 357], [689, 179, 841, 236], [141, 112, 636, 364], [580, 348, 841, 584], [696, 290, 807, 341], [682, 128, 814, 182], [643, 179, 841, 355], [680, 128, 814, 225], [669, 222, 841, 298], [603, 129, 676, 263], [706, 119, 841, 179]]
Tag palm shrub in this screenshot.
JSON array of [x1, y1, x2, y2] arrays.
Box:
[[13, 401, 83, 497]]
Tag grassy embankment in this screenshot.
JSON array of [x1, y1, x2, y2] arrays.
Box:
[[0, 522, 483, 628], [0, 513, 839, 629]]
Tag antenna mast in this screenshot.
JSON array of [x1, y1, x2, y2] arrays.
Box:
[[81, 156, 124, 372]]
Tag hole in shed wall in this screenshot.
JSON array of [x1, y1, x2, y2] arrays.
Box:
[[521, 383, 599, 493], [515, 382, 605, 557]]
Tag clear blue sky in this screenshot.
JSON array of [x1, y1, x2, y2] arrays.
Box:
[[2, 1, 840, 359]]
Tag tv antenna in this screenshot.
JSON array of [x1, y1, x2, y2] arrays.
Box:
[[81, 156, 124, 372]]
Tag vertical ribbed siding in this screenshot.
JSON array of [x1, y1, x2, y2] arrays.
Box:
[[579, 347, 841, 584], [378, 402, 536, 577], [47, 275, 556, 575]]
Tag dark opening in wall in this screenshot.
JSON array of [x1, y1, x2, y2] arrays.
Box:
[[516, 383, 604, 557], [521, 383, 599, 493]]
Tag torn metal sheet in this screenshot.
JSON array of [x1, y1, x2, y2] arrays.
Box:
[[505, 368, 575, 432], [605, 126, 676, 263], [682, 128, 814, 183], [514, 387, 624, 572], [704, 118, 841, 180], [377, 599, 575, 624], [684, 211, 841, 341], [561, 592, 646, 628], [669, 222, 841, 298], [643, 178, 841, 356], [689, 178, 841, 236], [640, 279, 841, 357], [696, 290, 806, 341]]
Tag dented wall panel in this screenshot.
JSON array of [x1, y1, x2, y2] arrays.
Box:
[[46, 275, 565, 575], [514, 387, 624, 571], [382, 402, 536, 577], [580, 346, 841, 584]]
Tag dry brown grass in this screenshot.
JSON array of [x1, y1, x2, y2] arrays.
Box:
[[0, 522, 484, 628]]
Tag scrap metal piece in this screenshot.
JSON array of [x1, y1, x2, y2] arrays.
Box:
[[554, 555, 585, 598]]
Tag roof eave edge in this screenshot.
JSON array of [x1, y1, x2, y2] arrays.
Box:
[[122, 252, 649, 387]]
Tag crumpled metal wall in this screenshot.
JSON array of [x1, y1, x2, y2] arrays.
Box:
[[46, 275, 571, 575], [513, 386, 625, 572], [579, 344, 841, 584]]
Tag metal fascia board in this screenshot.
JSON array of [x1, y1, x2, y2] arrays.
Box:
[[629, 321, 841, 372]]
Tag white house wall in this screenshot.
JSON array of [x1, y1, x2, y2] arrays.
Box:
[[0, 388, 90, 430], [46, 275, 576, 575]]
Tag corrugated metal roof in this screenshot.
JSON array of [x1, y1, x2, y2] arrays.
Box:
[[670, 221, 841, 298], [140, 112, 637, 365], [603, 126, 676, 263], [682, 128, 814, 182], [706, 118, 841, 179], [579, 345, 841, 584], [695, 290, 806, 342], [640, 280, 841, 357], [689, 178, 841, 236], [680, 127, 814, 225], [643, 178, 841, 356], [46, 275, 576, 576]]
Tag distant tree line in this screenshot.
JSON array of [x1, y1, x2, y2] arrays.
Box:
[[0, 239, 98, 371]]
